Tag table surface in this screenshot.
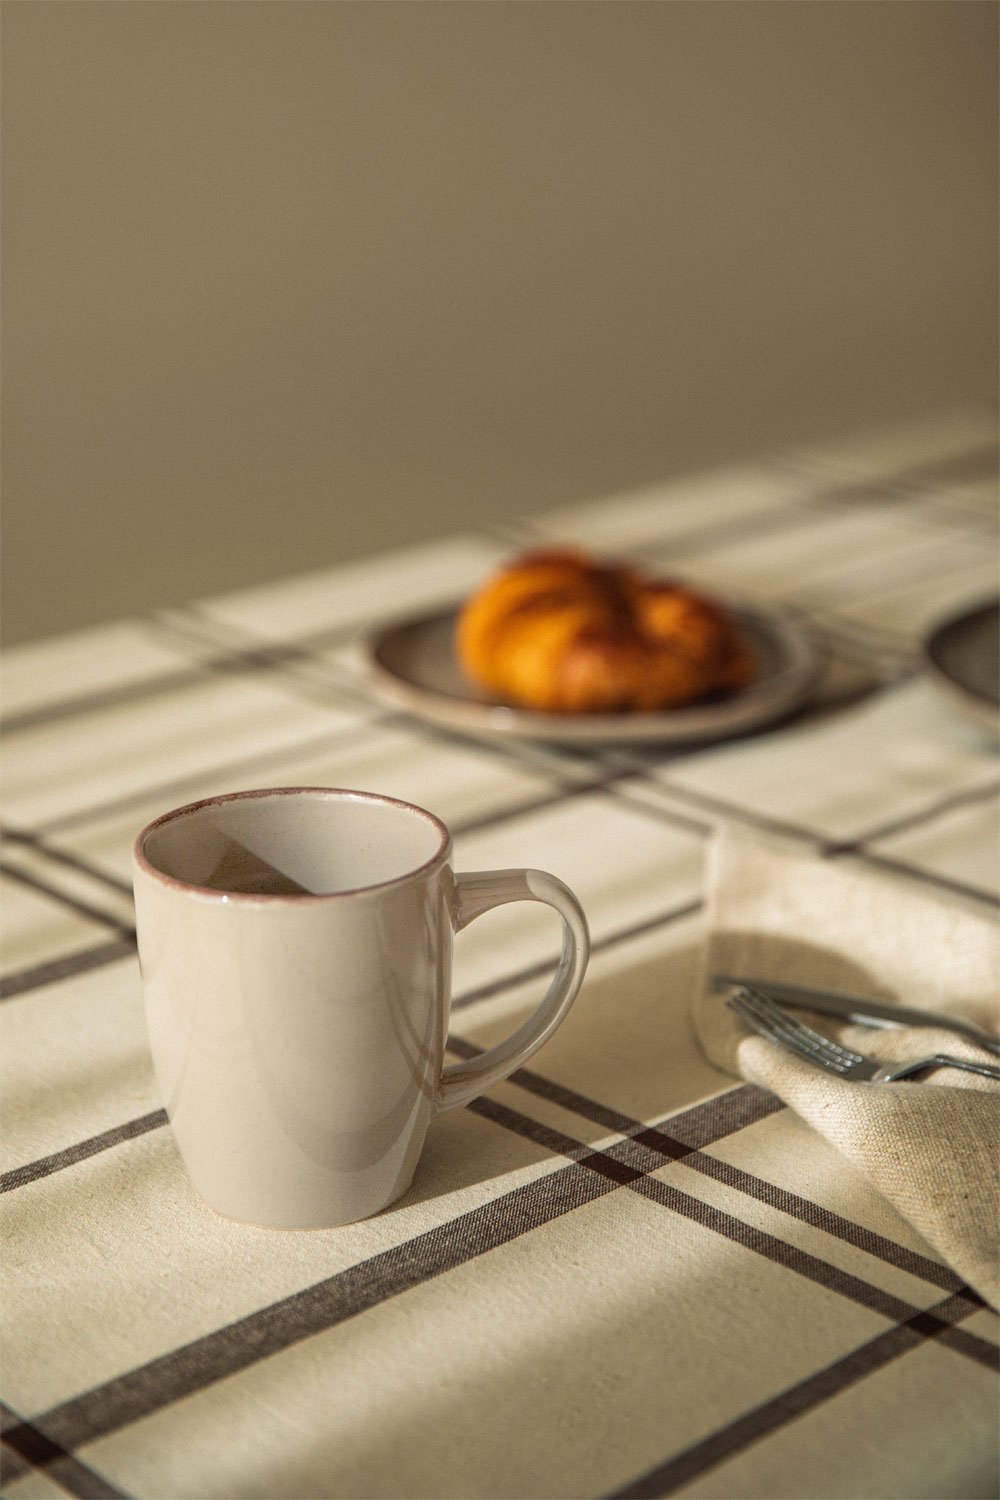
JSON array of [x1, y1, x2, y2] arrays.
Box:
[[2, 412, 998, 1500]]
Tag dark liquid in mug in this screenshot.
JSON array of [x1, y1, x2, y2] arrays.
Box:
[[203, 844, 311, 896]]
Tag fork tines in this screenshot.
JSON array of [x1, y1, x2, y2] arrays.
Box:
[[726, 986, 862, 1074]]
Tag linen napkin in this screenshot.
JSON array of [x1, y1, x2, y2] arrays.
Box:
[[694, 829, 1000, 1308]]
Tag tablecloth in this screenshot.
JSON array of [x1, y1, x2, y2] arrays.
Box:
[[2, 410, 998, 1499]]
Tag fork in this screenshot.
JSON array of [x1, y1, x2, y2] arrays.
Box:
[[727, 986, 1000, 1084]]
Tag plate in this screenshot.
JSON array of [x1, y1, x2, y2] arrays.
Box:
[[922, 597, 1000, 731], [367, 602, 826, 746]]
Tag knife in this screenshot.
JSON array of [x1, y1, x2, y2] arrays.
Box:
[[711, 973, 1000, 1057]]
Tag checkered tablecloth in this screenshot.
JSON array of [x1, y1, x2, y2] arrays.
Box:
[[2, 412, 998, 1500]]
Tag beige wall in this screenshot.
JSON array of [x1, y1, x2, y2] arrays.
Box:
[[2, 0, 997, 646]]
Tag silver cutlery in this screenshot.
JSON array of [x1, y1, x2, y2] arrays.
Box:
[[713, 972, 1000, 1057], [726, 986, 1000, 1084]]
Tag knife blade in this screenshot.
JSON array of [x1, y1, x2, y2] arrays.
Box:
[[712, 973, 1000, 1057]]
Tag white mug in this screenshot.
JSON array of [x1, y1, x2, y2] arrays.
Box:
[[132, 787, 589, 1228]]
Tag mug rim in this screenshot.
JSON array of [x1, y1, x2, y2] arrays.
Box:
[[132, 786, 453, 903]]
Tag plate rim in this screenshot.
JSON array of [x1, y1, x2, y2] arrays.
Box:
[[921, 594, 999, 730], [366, 599, 827, 745]]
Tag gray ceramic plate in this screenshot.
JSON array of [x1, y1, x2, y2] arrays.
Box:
[[367, 602, 825, 745], [922, 597, 999, 731]]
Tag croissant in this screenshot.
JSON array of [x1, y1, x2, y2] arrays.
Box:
[[455, 549, 755, 714]]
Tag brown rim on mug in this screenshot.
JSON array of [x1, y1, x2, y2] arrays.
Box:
[[133, 786, 453, 903]]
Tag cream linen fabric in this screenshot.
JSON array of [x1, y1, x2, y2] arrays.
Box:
[[3, 413, 998, 1499], [696, 829, 1000, 1308]]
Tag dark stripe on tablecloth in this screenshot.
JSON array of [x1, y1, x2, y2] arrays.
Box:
[[0, 639, 319, 735], [852, 851, 999, 909], [935, 1321, 1000, 1369], [455, 776, 712, 839], [0, 862, 134, 937], [0, 1112, 168, 1193], [0, 1404, 132, 1500], [10, 1085, 993, 1476], [0, 873, 695, 1011], [0, 666, 215, 735], [460, 1056, 968, 1295], [451, 896, 704, 1011], [1, 890, 703, 1174], [3, 451, 978, 738], [16, 624, 976, 904], [0, 1082, 815, 1461], [612, 774, 1000, 907], [633, 1175, 930, 1323], [0, 936, 137, 1000], [0, 827, 134, 896], [827, 778, 1000, 851], [0, 1032, 970, 1305], [606, 1291, 991, 1498], [32, 717, 393, 838], [4, 1160, 626, 1458], [12, 754, 994, 1016], [1, 929, 975, 1309], [449, 1036, 785, 1141], [666, 1149, 965, 1294]]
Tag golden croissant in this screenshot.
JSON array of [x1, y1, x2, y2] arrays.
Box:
[[455, 549, 755, 714]]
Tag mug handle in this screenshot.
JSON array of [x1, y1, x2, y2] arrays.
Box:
[[435, 869, 590, 1113]]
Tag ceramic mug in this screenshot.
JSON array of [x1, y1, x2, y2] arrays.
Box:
[[132, 786, 589, 1229]]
